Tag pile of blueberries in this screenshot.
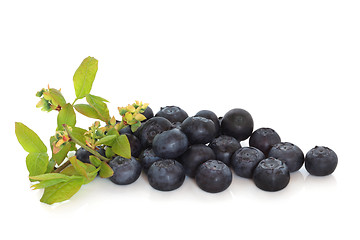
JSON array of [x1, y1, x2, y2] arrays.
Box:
[[76, 106, 338, 193]]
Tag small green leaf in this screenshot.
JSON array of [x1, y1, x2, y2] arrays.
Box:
[[89, 155, 101, 167], [112, 135, 131, 159], [30, 173, 70, 181], [99, 161, 114, 178], [74, 104, 101, 119], [49, 88, 66, 108], [106, 127, 119, 136], [125, 112, 133, 122], [31, 178, 68, 190], [130, 121, 141, 132], [40, 176, 85, 204], [134, 113, 146, 122], [50, 137, 71, 165], [69, 156, 88, 179], [61, 163, 97, 184], [73, 56, 98, 99], [105, 147, 115, 159], [86, 94, 110, 122], [87, 166, 100, 182], [26, 152, 49, 177], [46, 158, 56, 173], [57, 103, 76, 130], [95, 135, 117, 146], [15, 122, 47, 153], [70, 127, 87, 145]]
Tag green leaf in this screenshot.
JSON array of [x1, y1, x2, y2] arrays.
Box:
[[70, 127, 87, 145], [49, 88, 66, 108], [105, 147, 115, 159], [95, 135, 117, 146], [69, 156, 88, 179], [86, 94, 110, 122], [57, 103, 76, 130], [26, 152, 49, 177], [40, 176, 85, 204], [130, 121, 141, 132], [30, 173, 70, 181], [31, 178, 68, 190], [74, 104, 101, 119], [73, 56, 98, 99], [106, 127, 119, 136], [89, 155, 101, 167], [99, 161, 114, 178], [112, 135, 131, 159], [15, 122, 47, 153], [50, 137, 72, 165], [46, 158, 56, 173], [134, 113, 146, 122], [61, 163, 97, 184]]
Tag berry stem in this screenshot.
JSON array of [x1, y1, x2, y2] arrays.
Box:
[[54, 160, 71, 173], [63, 124, 111, 162], [71, 98, 78, 106]]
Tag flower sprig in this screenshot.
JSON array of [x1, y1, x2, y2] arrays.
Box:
[[15, 56, 148, 205], [118, 101, 149, 132], [36, 85, 66, 112]]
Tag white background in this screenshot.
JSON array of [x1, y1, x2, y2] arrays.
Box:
[[2, 1, 360, 239]]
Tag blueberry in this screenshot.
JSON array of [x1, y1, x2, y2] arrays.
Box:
[[195, 110, 221, 137], [147, 159, 185, 191], [109, 156, 142, 185], [139, 148, 163, 173], [152, 128, 189, 159], [181, 116, 216, 144], [119, 125, 133, 135], [122, 133, 142, 158], [231, 147, 265, 178], [305, 146, 338, 176], [253, 157, 290, 192], [209, 135, 241, 166], [172, 122, 182, 130], [221, 108, 254, 141], [268, 142, 304, 172], [155, 106, 188, 123], [249, 127, 281, 155], [75, 147, 106, 164], [142, 106, 154, 121], [179, 144, 216, 178], [195, 160, 232, 193], [136, 117, 173, 148]]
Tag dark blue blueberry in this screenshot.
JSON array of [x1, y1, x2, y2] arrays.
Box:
[[231, 147, 265, 178], [172, 122, 182, 130], [209, 135, 241, 166], [142, 106, 154, 121], [195, 110, 221, 137], [136, 117, 173, 148], [181, 116, 216, 144], [109, 156, 142, 185], [147, 159, 185, 191], [249, 127, 281, 155], [119, 125, 133, 135], [253, 157, 290, 192], [305, 146, 338, 176], [75, 147, 106, 164], [179, 144, 216, 178], [268, 142, 304, 172], [139, 148, 163, 173], [221, 108, 254, 141], [155, 106, 188, 123], [195, 160, 232, 193], [152, 128, 189, 159]]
